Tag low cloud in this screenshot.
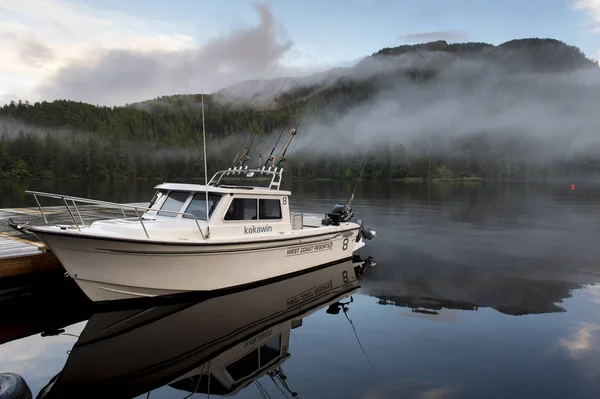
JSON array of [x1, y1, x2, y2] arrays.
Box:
[[398, 30, 469, 43], [273, 53, 600, 168]]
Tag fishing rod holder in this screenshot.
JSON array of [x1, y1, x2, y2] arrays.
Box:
[[208, 166, 284, 190]]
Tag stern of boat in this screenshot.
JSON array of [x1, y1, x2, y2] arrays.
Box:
[[320, 203, 377, 248]]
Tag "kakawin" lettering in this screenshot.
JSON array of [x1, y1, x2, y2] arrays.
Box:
[[244, 329, 273, 349], [244, 225, 273, 234]]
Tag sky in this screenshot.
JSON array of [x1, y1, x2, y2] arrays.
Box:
[[0, 0, 599, 106]]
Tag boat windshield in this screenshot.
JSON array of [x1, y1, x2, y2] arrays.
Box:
[[149, 190, 222, 219], [148, 189, 168, 210], [183, 193, 222, 220]]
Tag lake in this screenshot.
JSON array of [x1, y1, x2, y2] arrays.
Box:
[[1, 178, 600, 398]]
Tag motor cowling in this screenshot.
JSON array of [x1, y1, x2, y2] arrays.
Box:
[[325, 204, 354, 226]]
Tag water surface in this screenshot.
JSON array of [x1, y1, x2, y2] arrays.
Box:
[[1, 179, 600, 398]]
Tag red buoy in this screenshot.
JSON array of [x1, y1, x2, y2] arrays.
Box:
[[571, 184, 575, 190]]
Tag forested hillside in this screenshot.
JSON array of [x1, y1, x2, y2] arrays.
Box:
[[0, 38, 598, 180]]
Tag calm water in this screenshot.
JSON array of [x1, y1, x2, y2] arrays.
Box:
[[2, 178, 600, 398]]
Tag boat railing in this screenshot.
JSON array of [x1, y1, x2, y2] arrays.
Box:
[[24, 190, 208, 240], [208, 166, 284, 190]]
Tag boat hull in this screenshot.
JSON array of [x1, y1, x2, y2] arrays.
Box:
[[32, 227, 362, 302]]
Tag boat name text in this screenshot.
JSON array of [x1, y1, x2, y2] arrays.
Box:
[[287, 281, 333, 308], [286, 242, 333, 256], [244, 225, 273, 234], [244, 328, 273, 349]]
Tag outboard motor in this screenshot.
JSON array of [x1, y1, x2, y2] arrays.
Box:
[[354, 218, 377, 240], [323, 204, 354, 226]]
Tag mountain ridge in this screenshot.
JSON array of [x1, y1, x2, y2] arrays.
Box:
[[0, 37, 599, 180], [129, 37, 597, 112]]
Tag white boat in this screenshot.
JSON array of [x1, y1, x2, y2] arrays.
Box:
[[22, 166, 376, 303], [19, 96, 377, 302], [36, 258, 363, 398]]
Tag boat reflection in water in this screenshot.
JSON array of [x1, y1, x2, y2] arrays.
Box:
[[36, 258, 366, 399]]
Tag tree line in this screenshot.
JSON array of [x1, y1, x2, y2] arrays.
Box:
[[1, 38, 598, 180]]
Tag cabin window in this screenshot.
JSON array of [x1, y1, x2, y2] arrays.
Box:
[[226, 348, 258, 381], [259, 199, 282, 220], [183, 193, 221, 220], [260, 336, 281, 367], [225, 336, 282, 382], [224, 198, 282, 221], [157, 191, 189, 217], [224, 198, 258, 221]]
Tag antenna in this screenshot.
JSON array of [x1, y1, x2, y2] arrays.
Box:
[[348, 130, 379, 208], [201, 86, 210, 238]]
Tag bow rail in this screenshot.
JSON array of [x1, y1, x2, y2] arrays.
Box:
[[24, 190, 208, 240]]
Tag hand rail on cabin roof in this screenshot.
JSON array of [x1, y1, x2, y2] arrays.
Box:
[[24, 190, 208, 240]]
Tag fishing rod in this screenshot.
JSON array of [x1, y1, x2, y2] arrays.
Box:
[[263, 97, 310, 167], [264, 121, 290, 167], [342, 298, 375, 370], [327, 296, 375, 370], [230, 83, 278, 168], [348, 129, 380, 208], [230, 133, 252, 168], [238, 78, 289, 168], [273, 107, 311, 168]]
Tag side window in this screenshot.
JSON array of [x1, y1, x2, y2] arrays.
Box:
[[225, 336, 282, 382], [157, 191, 189, 217], [225, 349, 258, 381], [259, 336, 281, 366], [224, 199, 257, 221], [259, 199, 282, 220]]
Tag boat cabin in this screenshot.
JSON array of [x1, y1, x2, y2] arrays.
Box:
[[86, 167, 348, 241], [138, 180, 297, 238], [168, 319, 297, 396]]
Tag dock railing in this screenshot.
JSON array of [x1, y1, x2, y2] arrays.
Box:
[[24, 190, 208, 240]]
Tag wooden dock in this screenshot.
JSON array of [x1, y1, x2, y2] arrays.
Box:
[[0, 203, 147, 279]]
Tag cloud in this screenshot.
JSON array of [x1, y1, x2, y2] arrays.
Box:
[[559, 322, 600, 383], [398, 30, 469, 43], [0, 0, 196, 103], [574, 0, 600, 29], [266, 52, 600, 170], [588, 285, 600, 304], [560, 323, 600, 358], [0, 0, 315, 106], [0, 321, 87, 396], [362, 378, 458, 399]]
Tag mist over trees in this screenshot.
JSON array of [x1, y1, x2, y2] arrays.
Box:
[[1, 38, 599, 180]]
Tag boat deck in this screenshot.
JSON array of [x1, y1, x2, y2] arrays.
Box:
[[0, 203, 148, 278]]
